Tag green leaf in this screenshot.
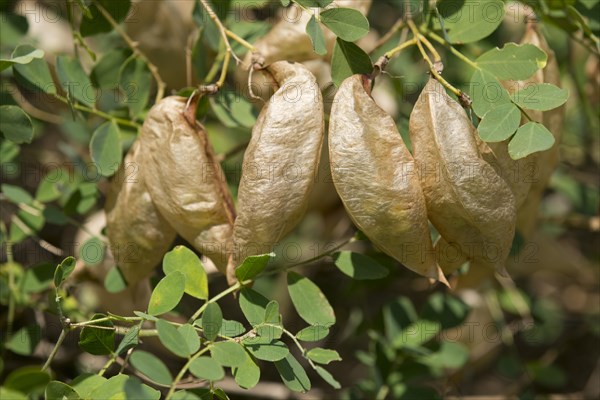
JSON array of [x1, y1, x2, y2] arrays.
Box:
[[332, 251, 389, 280], [274, 353, 311, 393], [383, 296, 418, 343], [11, 45, 56, 94], [104, 266, 127, 293], [70, 374, 107, 399], [510, 83, 569, 111], [1, 184, 33, 204], [239, 287, 270, 326], [3, 366, 50, 395], [306, 347, 341, 364], [392, 319, 441, 349], [443, 0, 505, 44], [320, 8, 369, 42], [56, 55, 96, 107], [0, 388, 26, 400], [80, 0, 131, 37], [91, 49, 132, 89], [470, 69, 512, 117], [45, 381, 79, 400], [89, 121, 122, 177], [78, 313, 115, 355], [178, 324, 201, 354], [157, 320, 191, 358], [0, 105, 33, 144], [53, 257, 77, 288], [508, 122, 555, 159], [233, 352, 261, 389], [287, 271, 335, 326], [331, 38, 372, 87], [243, 338, 289, 361], [79, 236, 105, 266], [133, 311, 158, 321], [21, 262, 55, 293], [189, 357, 224, 381], [418, 341, 469, 371], [315, 366, 341, 389], [119, 57, 151, 118], [202, 302, 223, 341], [115, 324, 139, 355], [306, 15, 327, 55], [477, 103, 521, 142], [210, 341, 247, 367], [296, 325, 329, 342], [235, 253, 273, 282], [5, 326, 41, 356], [264, 300, 280, 324], [209, 91, 256, 128], [148, 271, 186, 315], [90, 374, 159, 400], [421, 292, 469, 330], [163, 246, 209, 300], [0, 48, 43, 71], [129, 350, 173, 386], [476, 43, 548, 80]]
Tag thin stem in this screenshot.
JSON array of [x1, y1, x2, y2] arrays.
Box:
[[94, 0, 165, 103], [42, 328, 68, 371], [216, 50, 231, 88], [70, 316, 142, 328], [225, 29, 256, 52], [98, 356, 116, 376], [189, 281, 243, 323], [426, 31, 479, 69], [53, 94, 141, 129], [417, 33, 441, 63], [384, 38, 418, 59], [407, 20, 465, 100], [166, 347, 210, 399]]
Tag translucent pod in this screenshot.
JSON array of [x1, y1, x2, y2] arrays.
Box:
[[329, 74, 447, 285], [140, 96, 235, 274], [105, 141, 176, 284], [230, 61, 325, 283], [410, 78, 516, 276]]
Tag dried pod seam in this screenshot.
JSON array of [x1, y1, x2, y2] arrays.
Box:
[[329, 74, 447, 284], [230, 61, 325, 282], [409, 78, 516, 275], [140, 96, 235, 274], [105, 141, 177, 284]]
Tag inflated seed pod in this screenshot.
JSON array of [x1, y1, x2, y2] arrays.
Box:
[[229, 61, 324, 282], [409, 78, 516, 275], [329, 74, 447, 284], [140, 96, 235, 274], [105, 141, 176, 284]]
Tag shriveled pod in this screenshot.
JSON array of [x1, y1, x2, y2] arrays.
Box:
[[229, 61, 324, 282], [105, 141, 176, 284], [409, 78, 516, 275], [140, 96, 235, 274], [329, 74, 447, 284]]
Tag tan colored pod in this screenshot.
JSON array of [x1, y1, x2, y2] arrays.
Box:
[[410, 78, 516, 275], [230, 61, 325, 280], [329, 74, 447, 284], [140, 96, 235, 274], [105, 141, 176, 284]]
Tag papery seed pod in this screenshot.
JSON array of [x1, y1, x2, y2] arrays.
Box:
[[410, 78, 516, 275], [329, 74, 447, 284], [105, 141, 176, 284], [140, 96, 235, 274], [230, 61, 324, 282]]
